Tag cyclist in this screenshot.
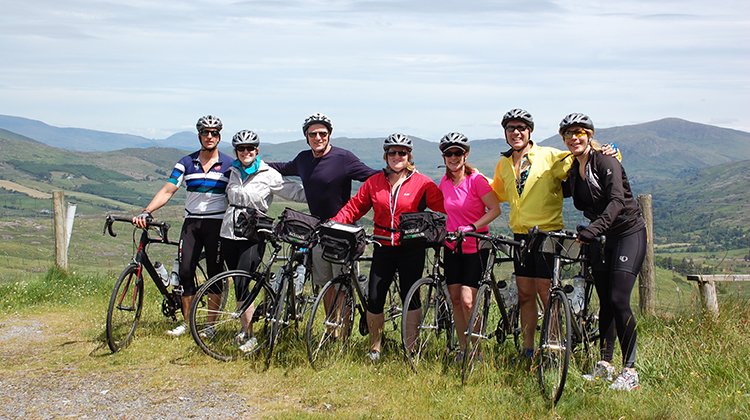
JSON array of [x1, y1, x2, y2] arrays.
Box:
[[218, 130, 306, 352], [333, 133, 445, 362], [133, 115, 232, 337], [437, 132, 500, 361], [490, 108, 619, 360], [559, 113, 646, 391], [268, 113, 377, 318]]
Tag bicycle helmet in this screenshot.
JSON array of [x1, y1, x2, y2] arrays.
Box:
[[196, 115, 223, 131], [383, 133, 412, 151], [302, 112, 333, 135], [232, 130, 260, 148], [501, 108, 534, 132], [439, 132, 470, 153], [559, 113, 594, 134]]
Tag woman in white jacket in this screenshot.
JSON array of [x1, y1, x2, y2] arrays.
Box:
[[218, 130, 305, 352]]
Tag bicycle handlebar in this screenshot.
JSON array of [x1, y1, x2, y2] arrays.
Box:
[[104, 214, 170, 241]]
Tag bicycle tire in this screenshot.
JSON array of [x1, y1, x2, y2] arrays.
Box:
[[189, 270, 273, 361], [575, 279, 600, 373], [106, 263, 144, 352], [383, 274, 402, 333], [461, 283, 500, 383], [265, 275, 289, 368], [305, 278, 355, 370], [401, 277, 454, 371], [537, 288, 572, 405]]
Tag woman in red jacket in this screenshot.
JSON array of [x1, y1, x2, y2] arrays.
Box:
[[334, 133, 445, 362]]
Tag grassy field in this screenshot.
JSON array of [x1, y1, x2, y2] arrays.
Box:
[[1, 210, 749, 417]]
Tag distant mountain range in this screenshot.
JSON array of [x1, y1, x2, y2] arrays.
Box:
[[1, 115, 749, 247]]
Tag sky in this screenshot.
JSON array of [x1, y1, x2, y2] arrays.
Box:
[[1, 0, 748, 143]]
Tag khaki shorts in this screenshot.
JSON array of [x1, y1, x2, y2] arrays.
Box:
[[310, 243, 357, 287]]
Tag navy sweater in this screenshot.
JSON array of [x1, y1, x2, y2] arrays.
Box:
[[268, 146, 378, 219]]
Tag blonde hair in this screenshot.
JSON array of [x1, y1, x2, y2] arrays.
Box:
[[383, 150, 416, 172]]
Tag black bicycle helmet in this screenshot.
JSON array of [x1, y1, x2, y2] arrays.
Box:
[[559, 113, 594, 135], [232, 130, 260, 148], [439, 132, 470, 153], [501, 108, 534, 132], [302, 113, 333, 135], [383, 133, 412, 151], [196, 115, 223, 131]]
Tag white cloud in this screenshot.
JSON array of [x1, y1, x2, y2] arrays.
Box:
[[0, 0, 748, 141]]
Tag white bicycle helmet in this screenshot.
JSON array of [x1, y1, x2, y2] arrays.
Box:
[[383, 133, 412, 151], [302, 113, 333, 135], [439, 132, 470, 153]]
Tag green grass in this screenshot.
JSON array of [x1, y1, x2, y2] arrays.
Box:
[[1, 267, 748, 417], [1, 211, 749, 416]]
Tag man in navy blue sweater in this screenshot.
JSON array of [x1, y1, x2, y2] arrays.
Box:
[[269, 113, 377, 314]]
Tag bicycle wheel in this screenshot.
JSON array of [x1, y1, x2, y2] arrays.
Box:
[[537, 289, 572, 404], [189, 270, 273, 361], [106, 263, 144, 352], [265, 275, 289, 368], [305, 278, 355, 370], [462, 283, 500, 383], [401, 277, 454, 371], [383, 274, 402, 333], [576, 280, 601, 373]]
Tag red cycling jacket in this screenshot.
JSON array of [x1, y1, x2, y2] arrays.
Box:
[[333, 170, 445, 246]]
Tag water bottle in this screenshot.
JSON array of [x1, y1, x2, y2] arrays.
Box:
[[169, 259, 180, 287], [154, 261, 169, 287], [507, 274, 519, 306], [271, 268, 283, 293], [498, 280, 511, 308], [293, 263, 306, 296], [569, 275, 585, 315], [357, 275, 369, 300]]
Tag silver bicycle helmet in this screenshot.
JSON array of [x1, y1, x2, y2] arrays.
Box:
[[196, 115, 223, 131], [439, 132, 470, 153], [302, 112, 333, 135], [232, 130, 260, 148], [559, 113, 594, 134], [501, 108, 534, 132], [383, 133, 412, 151]]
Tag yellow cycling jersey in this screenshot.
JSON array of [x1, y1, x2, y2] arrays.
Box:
[[491, 142, 572, 234]]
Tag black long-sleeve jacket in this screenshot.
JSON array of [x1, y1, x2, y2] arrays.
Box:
[[564, 150, 645, 242]]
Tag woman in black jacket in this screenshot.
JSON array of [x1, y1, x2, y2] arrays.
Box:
[[560, 113, 646, 392]]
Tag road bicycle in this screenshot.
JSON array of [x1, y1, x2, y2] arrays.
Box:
[[103, 214, 207, 353], [460, 231, 524, 383], [527, 227, 603, 405], [304, 221, 392, 370]]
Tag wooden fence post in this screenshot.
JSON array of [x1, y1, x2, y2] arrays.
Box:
[[638, 194, 655, 315], [53, 191, 68, 270]]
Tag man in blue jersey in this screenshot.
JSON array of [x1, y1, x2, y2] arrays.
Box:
[[134, 115, 233, 336], [269, 113, 377, 316]]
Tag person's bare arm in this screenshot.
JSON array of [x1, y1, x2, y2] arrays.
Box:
[[132, 182, 179, 227]]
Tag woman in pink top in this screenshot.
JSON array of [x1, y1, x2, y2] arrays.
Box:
[[437, 133, 501, 360]]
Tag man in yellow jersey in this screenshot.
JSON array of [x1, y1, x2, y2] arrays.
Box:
[[491, 108, 571, 359]]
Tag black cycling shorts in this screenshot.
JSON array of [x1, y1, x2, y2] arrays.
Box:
[[443, 247, 490, 289], [513, 233, 554, 279]]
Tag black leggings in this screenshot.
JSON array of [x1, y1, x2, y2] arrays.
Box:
[[178, 218, 224, 296], [220, 238, 266, 302], [367, 244, 426, 314], [591, 227, 646, 368], [594, 270, 638, 368]]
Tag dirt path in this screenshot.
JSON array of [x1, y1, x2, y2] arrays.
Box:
[[0, 316, 260, 418]]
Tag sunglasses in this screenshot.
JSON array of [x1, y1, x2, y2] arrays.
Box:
[[505, 125, 529, 133], [442, 150, 465, 158], [235, 145, 257, 153], [386, 150, 409, 157], [563, 129, 588, 139], [200, 129, 221, 137], [307, 131, 329, 139]]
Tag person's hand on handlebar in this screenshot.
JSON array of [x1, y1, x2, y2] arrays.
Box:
[[457, 224, 476, 233], [132, 210, 152, 229]]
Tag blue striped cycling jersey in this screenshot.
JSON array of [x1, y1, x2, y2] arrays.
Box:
[[168, 151, 233, 219]]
